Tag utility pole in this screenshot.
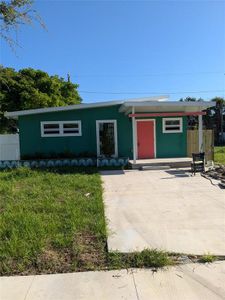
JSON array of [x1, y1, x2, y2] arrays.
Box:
[[221, 100, 224, 145], [223, 74, 225, 145]]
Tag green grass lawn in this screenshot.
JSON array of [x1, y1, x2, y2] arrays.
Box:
[[0, 167, 107, 275], [214, 146, 225, 165], [0, 167, 172, 276]]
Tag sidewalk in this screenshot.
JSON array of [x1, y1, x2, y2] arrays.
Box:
[[1, 262, 225, 300]]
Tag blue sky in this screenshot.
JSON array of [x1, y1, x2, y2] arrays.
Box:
[[1, 0, 225, 103]]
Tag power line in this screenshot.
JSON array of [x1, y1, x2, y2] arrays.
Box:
[[74, 71, 225, 78], [78, 89, 225, 95]]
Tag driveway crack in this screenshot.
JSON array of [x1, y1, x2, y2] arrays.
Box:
[[131, 270, 140, 300], [23, 276, 35, 300]]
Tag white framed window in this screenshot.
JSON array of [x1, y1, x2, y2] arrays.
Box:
[[163, 118, 183, 133], [41, 121, 82, 137]]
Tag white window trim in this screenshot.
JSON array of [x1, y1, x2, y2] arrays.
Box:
[[135, 119, 156, 159], [96, 120, 118, 158], [41, 121, 82, 137], [162, 117, 183, 133]]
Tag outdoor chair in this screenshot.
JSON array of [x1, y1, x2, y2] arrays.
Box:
[[191, 152, 205, 175]]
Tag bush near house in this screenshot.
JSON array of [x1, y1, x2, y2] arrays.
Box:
[[214, 147, 225, 165]]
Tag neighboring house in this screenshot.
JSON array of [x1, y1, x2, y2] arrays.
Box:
[[5, 96, 214, 162]]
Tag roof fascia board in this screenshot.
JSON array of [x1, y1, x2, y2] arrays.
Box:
[[5, 100, 124, 118], [124, 101, 215, 107], [129, 112, 207, 118]]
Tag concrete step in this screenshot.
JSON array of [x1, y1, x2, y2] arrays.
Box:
[[130, 158, 192, 170], [138, 165, 171, 171]]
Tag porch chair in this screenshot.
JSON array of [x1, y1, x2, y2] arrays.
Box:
[[191, 152, 205, 175]]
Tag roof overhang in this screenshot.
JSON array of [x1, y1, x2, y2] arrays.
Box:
[[4, 97, 215, 119], [119, 101, 215, 115], [4, 96, 168, 119], [5, 101, 123, 119]]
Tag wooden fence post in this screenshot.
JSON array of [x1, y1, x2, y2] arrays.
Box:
[[187, 130, 214, 162]]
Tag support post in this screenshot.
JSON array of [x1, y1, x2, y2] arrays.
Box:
[[132, 106, 137, 163], [198, 114, 203, 152]]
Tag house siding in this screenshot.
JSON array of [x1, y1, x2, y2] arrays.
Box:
[[156, 116, 187, 158], [18, 105, 133, 158], [18, 105, 187, 159]]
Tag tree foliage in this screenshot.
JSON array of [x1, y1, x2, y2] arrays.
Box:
[[0, 66, 82, 133], [179, 97, 205, 129], [180, 96, 225, 144], [179, 96, 204, 102], [0, 0, 44, 49], [210, 97, 225, 145]]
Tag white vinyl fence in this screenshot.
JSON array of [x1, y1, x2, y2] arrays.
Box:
[[0, 134, 20, 160]]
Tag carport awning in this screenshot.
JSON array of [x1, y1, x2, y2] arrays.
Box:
[[125, 100, 215, 163], [119, 100, 214, 115], [128, 111, 206, 118]]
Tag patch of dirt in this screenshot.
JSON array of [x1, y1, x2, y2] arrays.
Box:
[[23, 233, 107, 275], [16, 249, 72, 276], [4, 233, 107, 276], [73, 232, 107, 270], [35, 249, 72, 274]]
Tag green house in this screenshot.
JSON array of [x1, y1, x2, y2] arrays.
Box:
[[5, 97, 214, 163]]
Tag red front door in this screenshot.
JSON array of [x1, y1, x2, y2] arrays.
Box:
[[137, 121, 155, 159]]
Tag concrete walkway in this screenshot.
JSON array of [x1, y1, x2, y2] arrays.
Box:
[[1, 262, 225, 300], [101, 169, 225, 254]]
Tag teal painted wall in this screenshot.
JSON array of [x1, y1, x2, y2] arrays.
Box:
[[18, 105, 187, 159], [19, 105, 133, 158], [156, 116, 187, 158]]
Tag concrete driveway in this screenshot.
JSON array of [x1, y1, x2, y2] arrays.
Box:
[[101, 169, 225, 255]]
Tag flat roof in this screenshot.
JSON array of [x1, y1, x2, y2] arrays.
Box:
[[4, 96, 215, 118], [119, 100, 215, 114]]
